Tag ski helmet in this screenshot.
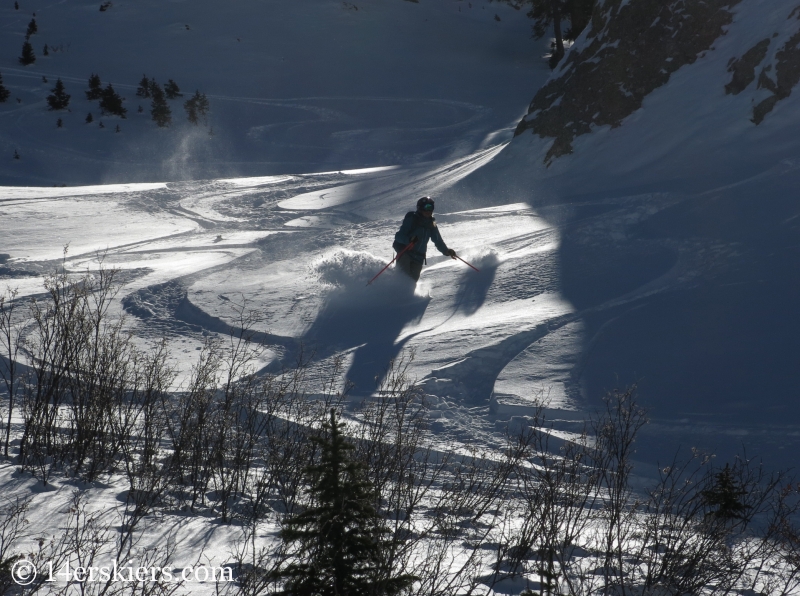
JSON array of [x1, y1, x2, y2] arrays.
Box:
[[416, 196, 435, 212]]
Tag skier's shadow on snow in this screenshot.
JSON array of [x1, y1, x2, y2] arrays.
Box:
[[302, 272, 430, 395], [450, 258, 498, 316]]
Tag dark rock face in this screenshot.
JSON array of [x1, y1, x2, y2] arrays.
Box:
[[515, 0, 742, 164], [725, 38, 770, 95], [752, 9, 800, 123]]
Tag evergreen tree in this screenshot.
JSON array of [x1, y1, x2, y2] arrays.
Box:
[[46, 78, 70, 110], [99, 84, 126, 118], [518, 0, 594, 68], [700, 464, 750, 521], [42, 44, 49, 56], [184, 90, 209, 125], [184, 97, 198, 125], [164, 79, 182, 99], [85, 112, 93, 124], [527, 0, 567, 68], [136, 74, 151, 98], [196, 91, 209, 119], [14, 2, 19, 10], [0, 73, 10, 103], [274, 409, 415, 596], [566, 0, 593, 40], [13, 150, 20, 159], [150, 82, 171, 127], [18, 41, 35, 66], [56, 118, 62, 128], [25, 18, 37, 39], [85, 73, 102, 100]]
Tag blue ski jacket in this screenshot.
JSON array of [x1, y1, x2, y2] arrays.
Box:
[[393, 211, 450, 263]]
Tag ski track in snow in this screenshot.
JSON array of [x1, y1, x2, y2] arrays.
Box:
[[3, 146, 773, 470]]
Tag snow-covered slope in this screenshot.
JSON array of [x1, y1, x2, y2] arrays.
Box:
[[0, 0, 537, 185], [2, 0, 799, 475], [449, 0, 800, 468], [3, 2, 800, 593]]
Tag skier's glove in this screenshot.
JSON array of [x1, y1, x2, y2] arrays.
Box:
[[410, 236, 419, 244], [448, 249, 457, 258]]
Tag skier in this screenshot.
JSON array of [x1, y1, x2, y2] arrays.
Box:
[[393, 196, 457, 281]]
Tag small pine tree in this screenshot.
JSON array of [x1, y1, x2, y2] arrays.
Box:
[[99, 84, 126, 118], [85, 73, 102, 100], [42, 43, 49, 56], [98, 121, 104, 128], [0, 73, 10, 103], [137, 105, 143, 113], [184, 97, 198, 124], [115, 124, 120, 133], [46, 78, 70, 110], [184, 90, 209, 125], [150, 82, 171, 127], [85, 112, 93, 124], [273, 409, 415, 596], [56, 117, 62, 128], [164, 79, 182, 99], [135, 74, 151, 98], [25, 18, 37, 39], [13, 150, 20, 160], [14, 2, 19, 9], [41, 75, 47, 83], [196, 91, 209, 120], [18, 41, 35, 65], [700, 464, 750, 521]]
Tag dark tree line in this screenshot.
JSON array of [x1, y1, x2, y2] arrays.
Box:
[[2, 65, 208, 128], [501, 0, 595, 67], [137, 74, 208, 126]]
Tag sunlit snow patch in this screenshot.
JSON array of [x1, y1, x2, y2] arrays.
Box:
[[216, 175, 294, 187], [312, 248, 418, 298], [284, 214, 354, 229], [314, 249, 390, 288], [309, 165, 400, 176], [425, 247, 500, 272], [464, 247, 500, 269], [0, 182, 166, 200]]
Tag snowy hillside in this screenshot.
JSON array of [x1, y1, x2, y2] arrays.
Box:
[[2, 0, 800, 594], [1, 0, 799, 471], [449, 0, 800, 469], [0, 0, 537, 185]]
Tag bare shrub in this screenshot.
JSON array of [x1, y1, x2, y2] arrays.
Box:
[[0, 287, 24, 460], [18, 261, 136, 483], [0, 495, 31, 595], [509, 388, 800, 596]]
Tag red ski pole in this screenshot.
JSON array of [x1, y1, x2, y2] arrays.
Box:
[[455, 254, 480, 273], [367, 241, 415, 286]]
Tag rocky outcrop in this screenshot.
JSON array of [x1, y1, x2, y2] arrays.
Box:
[[515, 0, 742, 164], [751, 8, 800, 123], [725, 38, 770, 95]]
